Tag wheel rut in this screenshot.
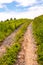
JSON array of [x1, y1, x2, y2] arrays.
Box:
[[14, 23, 38, 65], [0, 25, 22, 56]]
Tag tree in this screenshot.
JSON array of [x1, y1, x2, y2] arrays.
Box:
[[1, 21, 3, 22], [10, 18, 13, 20], [6, 19, 9, 21], [14, 18, 16, 20]]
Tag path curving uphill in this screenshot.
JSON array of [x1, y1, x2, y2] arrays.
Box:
[[14, 23, 38, 65], [24, 23, 38, 65]]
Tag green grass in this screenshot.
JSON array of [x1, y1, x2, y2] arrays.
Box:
[[32, 15, 43, 65], [0, 19, 31, 65], [0, 43, 21, 65], [0, 19, 26, 42], [15, 21, 30, 42]]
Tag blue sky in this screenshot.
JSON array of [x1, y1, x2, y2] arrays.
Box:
[[0, 0, 43, 20]]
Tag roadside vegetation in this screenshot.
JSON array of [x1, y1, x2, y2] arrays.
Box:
[[0, 18, 26, 42], [0, 18, 31, 65], [32, 15, 43, 65]]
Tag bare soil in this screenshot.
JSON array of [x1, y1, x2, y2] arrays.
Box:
[[0, 26, 22, 56], [14, 23, 38, 65], [0, 23, 38, 65]]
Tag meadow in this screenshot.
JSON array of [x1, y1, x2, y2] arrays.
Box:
[[0, 15, 43, 65], [0, 18, 31, 65], [32, 15, 43, 65], [0, 18, 26, 42]]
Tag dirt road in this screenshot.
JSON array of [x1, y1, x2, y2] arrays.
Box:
[[14, 23, 38, 65], [24, 23, 38, 65], [0, 23, 38, 65], [0, 25, 22, 56]]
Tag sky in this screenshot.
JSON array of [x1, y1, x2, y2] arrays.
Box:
[[0, 0, 43, 20]]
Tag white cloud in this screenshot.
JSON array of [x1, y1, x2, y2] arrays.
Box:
[[0, 0, 42, 7], [0, 0, 14, 4], [0, 0, 43, 21], [0, 4, 3, 8], [0, 0, 15, 8], [15, 0, 37, 6], [0, 0, 41, 8], [0, 5, 43, 21], [0, 0, 37, 6], [29, 5, 43, 11]]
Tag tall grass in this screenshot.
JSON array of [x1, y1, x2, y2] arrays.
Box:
[[32, 15, 43, 65], [0, 19, 31, 65], [0, 19, 25, 42]]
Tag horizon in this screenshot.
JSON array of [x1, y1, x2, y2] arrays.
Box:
[[0, 14, 43, 21], [0, 0, 43, 21]]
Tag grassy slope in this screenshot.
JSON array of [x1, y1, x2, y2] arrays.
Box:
[[0, 19, 27, 42], [32, 15, 43, 65], [0, 19, 31, 65]]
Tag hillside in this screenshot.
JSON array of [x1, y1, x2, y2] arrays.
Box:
[[0, 15, 43, 65], [32, 15, 43, 65]]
